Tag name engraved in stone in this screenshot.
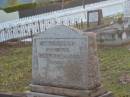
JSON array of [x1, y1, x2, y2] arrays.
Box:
[[47, 59, 65, 65], [40, 40, 75, 46], [38, 53, 80, 59], [45, 48, 70, 52], [37, 39, 82, 59], [36, 38, 86, 82], [34, 96, 40, 97]]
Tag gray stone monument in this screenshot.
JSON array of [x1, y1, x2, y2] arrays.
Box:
[[124, 0, 130, 29], [87, 9, 103, 27], [27, 25, 113, 97]]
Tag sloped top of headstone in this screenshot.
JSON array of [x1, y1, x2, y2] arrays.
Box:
[[34, 25, 86, 39]]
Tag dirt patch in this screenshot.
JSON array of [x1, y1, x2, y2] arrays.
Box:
[[0, 41, 31, 56], [119, 72, 130, 84], [0, 93, 26, 97]]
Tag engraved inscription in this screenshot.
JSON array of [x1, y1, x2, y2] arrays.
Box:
[[40, 40, 75, 46], [36, 38, 86, 82]]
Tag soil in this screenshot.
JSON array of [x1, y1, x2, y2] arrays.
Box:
[[119, 72, 130, 84]]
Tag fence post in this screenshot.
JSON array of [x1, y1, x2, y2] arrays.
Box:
[[38, 20, 41, 33], [30, 29, 33, 44], [81, 19, 83, 29]]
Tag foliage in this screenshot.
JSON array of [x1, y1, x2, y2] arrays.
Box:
[[113, 13, 124, 24], [4, 3, 36, 13]]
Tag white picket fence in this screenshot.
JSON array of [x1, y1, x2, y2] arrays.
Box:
[[0, 0, 126, 42]]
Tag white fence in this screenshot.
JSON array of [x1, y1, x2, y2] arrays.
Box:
[[0, 0, 125, 42]]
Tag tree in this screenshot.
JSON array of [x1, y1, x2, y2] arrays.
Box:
[[8, 0, 17, 6]]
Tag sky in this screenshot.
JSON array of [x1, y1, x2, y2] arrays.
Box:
[[0, 10, 19, 23], [0, 0, 35, 8], [0, 0, 36, 23]]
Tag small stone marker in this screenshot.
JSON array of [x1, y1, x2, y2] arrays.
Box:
[[28, 25, 113, 97], [124, 0, 130, 28]]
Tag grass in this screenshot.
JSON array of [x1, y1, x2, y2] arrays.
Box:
[[98, 46, 130, 97], [73, 15, 114, 31], [0, 45, 32, 92], [74, 13, 123, 31], [0, 44, 130, 97]]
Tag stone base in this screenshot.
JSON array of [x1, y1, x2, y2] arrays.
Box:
[[27, 92, 66, 97], [27, 92, 113, 97], [29, 84, 113, 97], [99, 92, 113, 97]]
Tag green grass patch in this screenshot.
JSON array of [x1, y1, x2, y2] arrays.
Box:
[[0, 45, 130, 97], [74, 13, 123, 31], [3, 3, 36, 13], [98, 47, 130, 97], [73, 16, 113, 31], [0, 45, 32, 92]]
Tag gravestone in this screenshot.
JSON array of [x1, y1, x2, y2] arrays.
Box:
[[87, 9, 103, 27], [27, 25, 113, 97], [124, 0, 130, 29]]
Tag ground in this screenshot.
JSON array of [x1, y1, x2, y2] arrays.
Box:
[[0, 44, 130, 97], [0, 45, 32, 92], [98, 46, 130, 97], [0, 14, 126, 96]]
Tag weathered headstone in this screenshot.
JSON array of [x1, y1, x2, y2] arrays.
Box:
[[28, 25, 113, 97], [87, 9, 103, 27], [124, 0, 130, 29]]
